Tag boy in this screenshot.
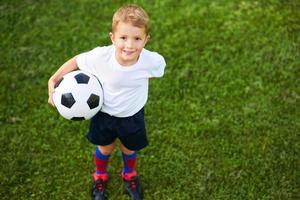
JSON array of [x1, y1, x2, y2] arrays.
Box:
[[48, 4, 166, 200]]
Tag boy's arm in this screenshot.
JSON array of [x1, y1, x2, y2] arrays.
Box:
[[48, 56, 79, 106]]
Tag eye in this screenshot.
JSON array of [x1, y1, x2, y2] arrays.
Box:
[[120, 36, 126, 40], [135, 37, 142, 41]]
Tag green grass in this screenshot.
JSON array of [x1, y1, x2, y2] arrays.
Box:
[[1, 0, 300, 199]]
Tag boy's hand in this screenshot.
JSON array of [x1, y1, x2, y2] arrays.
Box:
[[47, 56, 79, 107], [48, 79, 56, 107]]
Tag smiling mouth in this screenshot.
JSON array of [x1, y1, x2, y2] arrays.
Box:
[[123, 50, 135, 55]]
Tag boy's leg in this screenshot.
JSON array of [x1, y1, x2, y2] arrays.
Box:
[[94, 144, 115, 181], [92, 144, 114, 200], [120, 143, 137, 179], [120, 143, 143, 200], [116, 108, 146, 199]]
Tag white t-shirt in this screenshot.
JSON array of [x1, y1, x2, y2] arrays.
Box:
[[76, 45, 166, 117]]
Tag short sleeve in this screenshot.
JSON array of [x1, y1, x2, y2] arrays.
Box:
[[149, 52, 166, 78], [76, 46, 109, 75]]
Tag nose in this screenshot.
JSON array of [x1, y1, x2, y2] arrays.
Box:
[[125, 39, 134, 48]]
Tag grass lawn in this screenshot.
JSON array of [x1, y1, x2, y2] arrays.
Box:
[[1, 0, 299, 199]]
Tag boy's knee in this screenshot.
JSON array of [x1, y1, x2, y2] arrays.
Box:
[[98, 143, 115, 155], [119, 143, 135, 155]]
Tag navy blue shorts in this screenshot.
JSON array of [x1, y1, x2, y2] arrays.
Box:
[[86, 108, 148, 151]]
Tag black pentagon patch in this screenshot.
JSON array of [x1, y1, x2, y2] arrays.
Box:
[[61, 93, 75, 108], [54, 77, 63, 88], [75, 73, 90, 84], [71, 117, 85, 121], [87, 94, 99, 109]]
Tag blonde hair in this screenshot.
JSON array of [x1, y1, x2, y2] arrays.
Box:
[[112, 4, 150, 34]]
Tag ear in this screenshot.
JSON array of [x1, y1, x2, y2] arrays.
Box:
[[109, 32, 115, 44], [145, 34, 150, 44]]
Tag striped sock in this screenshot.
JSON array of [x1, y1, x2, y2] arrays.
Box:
[[121, 151, 137, 180], [94, 147, 110, 181]]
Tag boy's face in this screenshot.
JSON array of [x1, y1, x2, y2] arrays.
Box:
[[110, 22, 149, 66]]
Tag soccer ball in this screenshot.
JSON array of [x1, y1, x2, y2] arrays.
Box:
[[53, 70, 103, 120]]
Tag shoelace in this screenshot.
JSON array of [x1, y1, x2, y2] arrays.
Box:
[[95, 180, 105, 191], [129, 179, 137, 189]]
